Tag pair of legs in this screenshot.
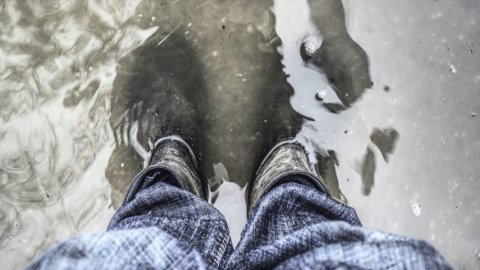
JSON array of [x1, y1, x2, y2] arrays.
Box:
[[29, 137, 451, 269]]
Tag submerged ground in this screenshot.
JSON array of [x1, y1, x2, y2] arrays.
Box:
[[0, 0, 479, 268]]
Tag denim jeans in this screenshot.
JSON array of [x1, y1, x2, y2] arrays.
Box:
[[29, 169, 451, 269]]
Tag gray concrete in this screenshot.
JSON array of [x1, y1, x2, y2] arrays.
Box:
[[0, 0, 479, 268]]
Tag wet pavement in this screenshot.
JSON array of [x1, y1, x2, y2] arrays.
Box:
[[1, 0, 479, 268]]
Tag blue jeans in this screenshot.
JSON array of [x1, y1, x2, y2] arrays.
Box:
[[29, 169, 451, 269]]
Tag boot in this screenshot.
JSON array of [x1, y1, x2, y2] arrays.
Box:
[[247, 141, 330, 216], [123, 135, 208, 205]]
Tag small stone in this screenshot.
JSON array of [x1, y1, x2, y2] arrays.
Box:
[[300, 36, 322, 61], [344, 129, 352, 135], [383, 85, 391, 92], [449, 64, 457, 74], [120, 163, 125, 168], [315, 91, 326, 101], [303, 37, 322, 56], [411, 201, 422, 216], [469, 112, 477, 118]]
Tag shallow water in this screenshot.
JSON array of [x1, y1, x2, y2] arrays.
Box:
[[1, 0, 479, 268]]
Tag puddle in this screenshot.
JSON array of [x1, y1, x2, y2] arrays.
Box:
[[1, 0, 479, 268]]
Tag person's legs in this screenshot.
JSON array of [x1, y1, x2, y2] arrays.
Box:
[[227, 141, 451, 269], [29, 137, 233, 269], [236, 180, 361, 250], [229, 179, 362, 268], [107, 169, 233, 267]]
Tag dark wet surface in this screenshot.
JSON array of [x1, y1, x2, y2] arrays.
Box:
[[1, 0, 480, 268], [104, 0, 306, 207], [370, 127, 399, 162]]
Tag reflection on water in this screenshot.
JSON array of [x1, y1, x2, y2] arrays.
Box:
[[304, 0, 373, 108], [104, 0, 309, 208], [2, 0, 476, 268], [104, 0, 377, 209]]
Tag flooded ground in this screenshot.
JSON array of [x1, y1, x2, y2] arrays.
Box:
[[1, 0, 479, 268]]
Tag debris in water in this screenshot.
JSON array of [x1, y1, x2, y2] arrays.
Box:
[[313, 149, 347, 204], [370, 127, 399, 162], [300, 36, 322, 61], [315, 91, 326, 101], [323, 103, 346, 114], [411, 201, 422, 216], [302, 37, 322, 56], [157, 23, 182, 46], [449, 64, 457, 74], [303, 40, 320, 56], [361, 147, 376, 196]]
